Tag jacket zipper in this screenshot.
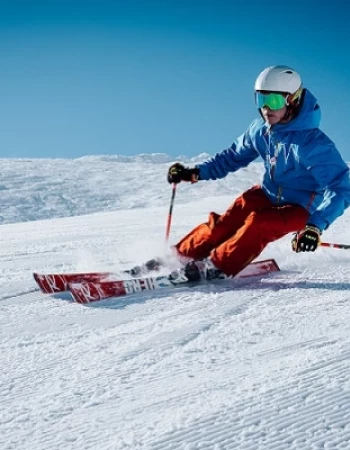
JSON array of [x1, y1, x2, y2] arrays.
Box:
[[277, 186, 282, 204]]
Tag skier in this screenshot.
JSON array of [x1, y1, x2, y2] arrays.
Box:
[[167, 65, 350, 282]]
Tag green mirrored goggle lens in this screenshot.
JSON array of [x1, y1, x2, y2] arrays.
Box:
[[255, 92, 287, 110]]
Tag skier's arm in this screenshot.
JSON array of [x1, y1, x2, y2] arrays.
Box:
[[303, 142, 350, 231], [195, 131, 259, 181]]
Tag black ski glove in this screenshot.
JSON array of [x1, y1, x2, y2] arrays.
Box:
[[167, 163, 200, 184], [292, 225, 321, 252]]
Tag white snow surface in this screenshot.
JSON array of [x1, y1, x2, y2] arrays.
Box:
[[2, 154, 350, 450]]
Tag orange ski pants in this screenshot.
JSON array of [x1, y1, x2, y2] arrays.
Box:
[[175, 185, 309, 277]]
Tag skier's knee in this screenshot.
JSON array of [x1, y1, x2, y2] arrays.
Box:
[[246, 210, 264, 225], [246, 210, 278, 230]]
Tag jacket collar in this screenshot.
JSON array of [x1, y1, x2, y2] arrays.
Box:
[[269, 89, 321, 132]]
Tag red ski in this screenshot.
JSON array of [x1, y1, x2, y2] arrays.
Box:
[[33, 260, 159, 293], [33, 271, 111, 294], [68, 259, 280, 304]]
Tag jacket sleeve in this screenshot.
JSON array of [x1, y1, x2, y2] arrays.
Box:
[[302, 138, 350, 231], [196, 130, 259, 181]]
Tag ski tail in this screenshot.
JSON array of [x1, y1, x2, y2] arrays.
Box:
[[68, 259, 280, 304]]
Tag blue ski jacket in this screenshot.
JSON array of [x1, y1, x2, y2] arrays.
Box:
[[196, 89, 350, 231]]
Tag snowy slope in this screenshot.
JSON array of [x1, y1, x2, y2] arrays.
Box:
[[1, 155, 350, 450], [0, 154, 262, 224]]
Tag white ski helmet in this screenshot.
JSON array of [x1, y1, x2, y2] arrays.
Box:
[[254, 65, 302, 96]]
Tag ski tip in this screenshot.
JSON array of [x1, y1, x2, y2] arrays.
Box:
[[260, 258, 280, 273], [68, 282, 87, 304], [270, 259, 281, 272], [237, 258, 280, 278], [33, 272, 54, 293]]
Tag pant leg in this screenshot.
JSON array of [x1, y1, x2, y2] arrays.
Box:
[[175, 186, 273, 260], [210, 204, 309, 277]]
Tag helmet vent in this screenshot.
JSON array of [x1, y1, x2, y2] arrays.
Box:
[[254, 65, 302, 95]]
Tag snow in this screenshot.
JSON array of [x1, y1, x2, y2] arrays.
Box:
[[1, 154, 350, 449]]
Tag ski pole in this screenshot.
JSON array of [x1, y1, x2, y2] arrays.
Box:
[[165, 183, 177, 242], [320, 242, 350, 250]]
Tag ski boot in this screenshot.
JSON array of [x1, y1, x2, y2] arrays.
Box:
[[128, 258, 165, 277], [169, 258, 225, 284], [184, 258, 225, 281]]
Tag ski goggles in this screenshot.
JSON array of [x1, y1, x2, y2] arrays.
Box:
[[255, 92, 288, 110]]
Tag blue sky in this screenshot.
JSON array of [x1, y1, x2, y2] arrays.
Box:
[[1, 0, 349, 159]]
